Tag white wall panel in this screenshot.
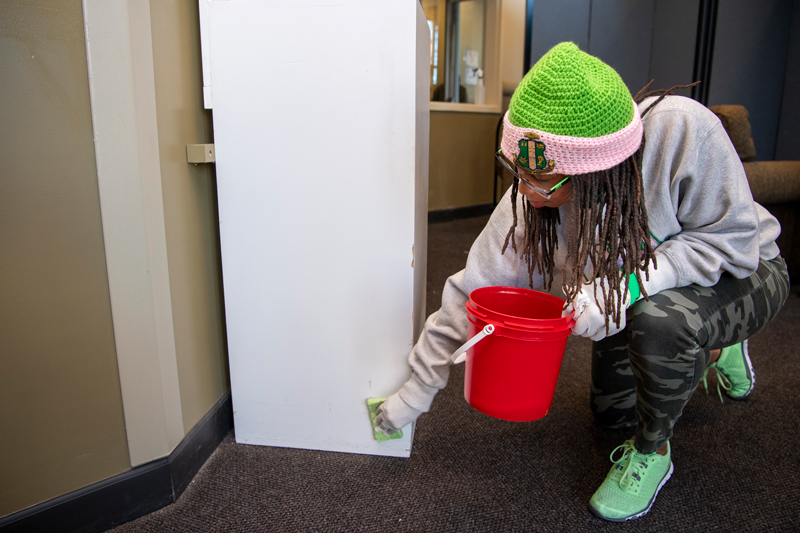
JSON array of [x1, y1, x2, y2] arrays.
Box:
[[201, 0, 428, 457]]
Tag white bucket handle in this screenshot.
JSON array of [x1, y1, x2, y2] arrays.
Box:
[[451, 324, 495, 364]]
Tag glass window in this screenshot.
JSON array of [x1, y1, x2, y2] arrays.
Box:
[[422, 0, 487, 104]]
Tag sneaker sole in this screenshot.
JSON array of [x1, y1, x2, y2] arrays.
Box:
[[729, 339, 755, 400], [588, 461, 674, 522]]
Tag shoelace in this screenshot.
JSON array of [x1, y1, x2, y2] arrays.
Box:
[[702, 362, 732, 403], [610, 441, 649, 490]]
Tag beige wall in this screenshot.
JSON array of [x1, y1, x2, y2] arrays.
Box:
[[500, 0, 526, 91], [149, 0, 229, 434], [426, 0, 523, 211], [0, 0, 130, 516], [0, 0, 230, 518], [459, 0, 486, 104], [428, 111, 501, 210], [420, 0, 445, 99]]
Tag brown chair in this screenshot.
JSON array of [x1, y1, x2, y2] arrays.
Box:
[[710, 105, 800, 283]]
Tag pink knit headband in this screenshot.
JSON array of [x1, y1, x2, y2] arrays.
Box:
[[500, 100, 643, 176]]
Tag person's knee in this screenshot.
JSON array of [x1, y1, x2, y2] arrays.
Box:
[[629, 293, 705, 358], [627, 292, 709, 396]]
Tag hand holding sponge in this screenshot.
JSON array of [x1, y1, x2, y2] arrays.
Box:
[[367, 394, 423, 442]]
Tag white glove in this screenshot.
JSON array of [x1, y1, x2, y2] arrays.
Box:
[[374, 393, 423, 435], [565, 278, 631, 342]]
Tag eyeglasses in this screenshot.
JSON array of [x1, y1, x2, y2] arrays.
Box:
[[496, 150, 570, 200]]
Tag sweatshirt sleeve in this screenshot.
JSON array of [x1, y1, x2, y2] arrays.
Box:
[[638, 99, 761, 297], [398, 192, 537, 412]]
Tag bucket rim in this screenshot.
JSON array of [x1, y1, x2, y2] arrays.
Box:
[[468, 286, 574, 327], [467, 309, 573, 339]]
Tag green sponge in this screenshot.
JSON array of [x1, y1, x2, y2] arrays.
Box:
[[367, 398, 402, 442]]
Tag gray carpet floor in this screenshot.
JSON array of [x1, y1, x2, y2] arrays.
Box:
[[113, 215, 800, 532]]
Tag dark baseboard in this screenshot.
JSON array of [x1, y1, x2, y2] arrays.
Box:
[[0, 460, 172, 533], [169, 390, 233, 499], [0, 390, 233, 533], [428, 203, 495, 224]]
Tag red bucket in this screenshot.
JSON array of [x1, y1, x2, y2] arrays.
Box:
[[456, 286, 574, 422]]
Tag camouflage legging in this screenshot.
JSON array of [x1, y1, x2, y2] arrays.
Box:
[[591, 256, 790, 454]]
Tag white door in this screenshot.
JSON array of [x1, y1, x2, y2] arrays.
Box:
[[199, 0, 429, 457]]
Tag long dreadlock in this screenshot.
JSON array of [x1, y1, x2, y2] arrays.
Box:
[[501, 81, 700, 330]]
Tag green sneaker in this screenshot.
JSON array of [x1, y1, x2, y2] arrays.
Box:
[[589, 440, 673, 522], [703, 340, 755, 401]]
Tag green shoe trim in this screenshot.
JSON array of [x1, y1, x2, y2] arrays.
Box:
[[702, 340, 755, 402], [589, 440, 673, 522]]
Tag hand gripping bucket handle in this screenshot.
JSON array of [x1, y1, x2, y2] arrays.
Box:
[[451, 324, 495, 364]]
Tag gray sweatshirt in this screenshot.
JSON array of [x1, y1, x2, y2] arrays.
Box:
[[399, 95, 782, 413]]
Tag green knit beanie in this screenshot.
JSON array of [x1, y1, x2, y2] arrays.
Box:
[[501, 42, 642, 176]]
